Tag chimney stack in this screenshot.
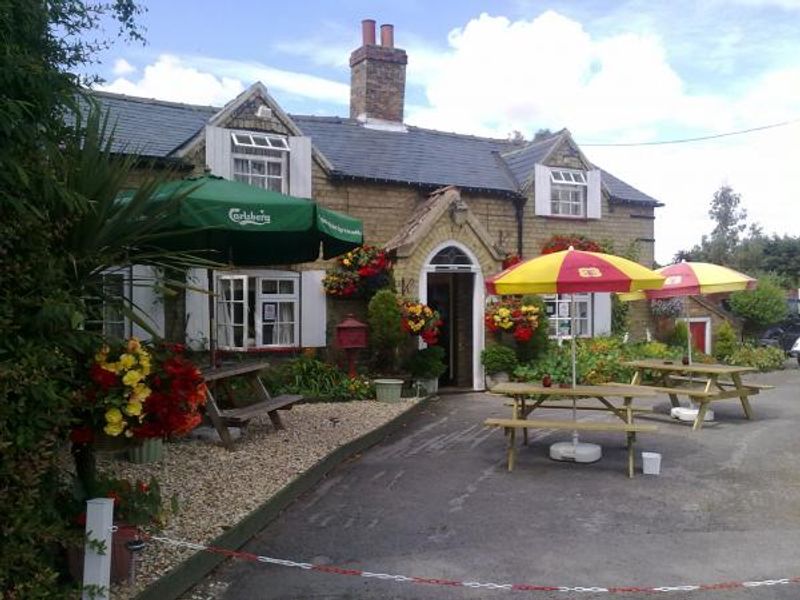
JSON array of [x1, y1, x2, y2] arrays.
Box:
[[349, 20, 407, 123]]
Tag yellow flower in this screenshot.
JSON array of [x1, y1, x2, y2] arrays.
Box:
[[123, 401, 143, 416], [498, 308, 511, 317], [122, 369, 144, 386], [131, 383, 151, 403], [119, 353, 136, 369], [126, 337, 141, 353], [105, 408, 123, 424], [104, 421, 125, 437], [343, 259, 351, 267], [101, 361, 121, 374]]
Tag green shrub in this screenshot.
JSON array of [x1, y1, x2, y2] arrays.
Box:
[[272, 357, 373, 401], [367, 289, 404, 374], [726, 345, 785, 371], [713, 321, 739, 361], [670, 321, 689, 349], [514, 345, 574, 385], [632, 340, 681, 360], [404, 346, 447, 379], [729, 276, 788, 335], [481, 344, 518, 375]]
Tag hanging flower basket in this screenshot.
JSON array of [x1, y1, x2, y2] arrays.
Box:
[[323, 245, 392, 299]]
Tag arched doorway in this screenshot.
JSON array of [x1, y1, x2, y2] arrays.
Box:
[[418, 242, 485, 390]]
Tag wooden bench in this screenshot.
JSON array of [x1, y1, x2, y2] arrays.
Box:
[[202, 361, 303, 449], [484, 417, 658, 478], [606, 382, 716, 398], [665, 375, 775, 391], [503, 400, 654, 414], [220, 394, 303, 429]]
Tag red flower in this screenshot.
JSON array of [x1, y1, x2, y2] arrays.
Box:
[[137, 482, 150, 493], [502, 254, 522, 269], [107, 491, 122, 505], [89, 363, 118, 390], [421, 329, 439, 345], [513, 325, 533, 342]]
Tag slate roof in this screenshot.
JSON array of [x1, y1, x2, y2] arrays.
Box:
[[291, 115, 519, 195], [499, 135, 562, 188], [88, 91, 218, 157], [87, 91, 660, 205], [595, 167, 659, 206]]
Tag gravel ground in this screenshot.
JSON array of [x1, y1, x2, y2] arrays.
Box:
[[100, 399, 416, 599]]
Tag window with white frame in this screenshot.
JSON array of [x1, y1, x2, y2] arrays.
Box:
[[231, 132, 289, 193], [543, 293, 591, 338], [85, 271, 130, 340], [550, 169, 587, 217], [216, 271, 299, 350]]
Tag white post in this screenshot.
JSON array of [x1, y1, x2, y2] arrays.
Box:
[[82, 498, 114, 600]]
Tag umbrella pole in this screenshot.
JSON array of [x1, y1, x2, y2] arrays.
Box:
[[208, 268, 215, 369], [684, 297, 693, 365], [571, 294, 578, 446]]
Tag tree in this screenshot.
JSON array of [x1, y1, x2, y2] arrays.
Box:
[[672, 185, 751, 266], [0, 2, 145, 596], [729, 276, 788, 337]]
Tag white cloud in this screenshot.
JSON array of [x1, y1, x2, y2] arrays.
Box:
[[98, 55, 244, 106], [112, 58, 136, 76], [97, 54, 350, 107]]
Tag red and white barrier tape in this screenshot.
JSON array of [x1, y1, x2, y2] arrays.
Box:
[[146, 534, 800, 594]]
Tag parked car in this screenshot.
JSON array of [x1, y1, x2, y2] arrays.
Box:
[[758, 316, 800, 353], [790, 336, 800, 366]]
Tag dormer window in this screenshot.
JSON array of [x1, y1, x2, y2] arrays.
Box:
[[534, 164, 601, 219], [231, 131, 289, 193], [550, 169, 587, 217]]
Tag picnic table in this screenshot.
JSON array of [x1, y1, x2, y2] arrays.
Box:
[[486, 382, 658, 477], [615, 359, 773, 431], [201, 361, 302, 449]]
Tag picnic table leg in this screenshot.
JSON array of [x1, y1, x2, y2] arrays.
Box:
[[731, 373, 754, 420], [627, 432, 635, 478], [692, 402, 710, 431], [204, 389, 234, 449], [507, 426, 516, 471], [630, 370, 642, 386], [252, 376, 285, 430]]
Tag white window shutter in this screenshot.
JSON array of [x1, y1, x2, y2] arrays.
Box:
[[300, 270, 326, 347], [185, 268, 210, 350], [205, 125, 231, 178], [593, 292, 612, 336], [130, 265, 165, 340], [534, 163, 551, 216], [288, 136, 312, 198], [587, 169, 602, 219]]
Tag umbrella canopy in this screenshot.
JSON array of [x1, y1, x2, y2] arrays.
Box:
[[141, 175, 363, 265], [617, 261, 756, 301], [486, 248, 666, 295]]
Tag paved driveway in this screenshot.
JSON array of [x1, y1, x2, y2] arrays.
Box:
[[188, 366, 800, 599]]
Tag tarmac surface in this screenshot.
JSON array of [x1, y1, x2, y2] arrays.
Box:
[[186, 365, 800, 599]]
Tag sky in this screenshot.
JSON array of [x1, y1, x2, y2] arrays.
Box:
[[92, 0, 800, 264]]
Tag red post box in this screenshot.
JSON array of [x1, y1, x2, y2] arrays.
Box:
[[335, 315, 368, 377]]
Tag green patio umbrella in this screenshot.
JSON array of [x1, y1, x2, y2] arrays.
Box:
[[127, 174, 363, 363], [145, 174, 363, 264]]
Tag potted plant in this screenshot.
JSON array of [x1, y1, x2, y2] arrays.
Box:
[[404, 346, 447, 395], [481, 344, 518, 389], [367, 289, 406, 401], [64, 474, 169, 584]]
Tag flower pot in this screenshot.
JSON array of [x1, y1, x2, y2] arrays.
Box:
[[374, 379, 404, 402], [67, 523, 137, 584], [415, 378, 438, 396], [127, 437, 164, 464], [93, 432, 132, 454], [484, 371, 509, 390]]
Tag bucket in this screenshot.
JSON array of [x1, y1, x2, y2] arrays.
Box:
[[374, 379, 404, 402], [127, 437, 164, 464], [642, 451, 662, 475]]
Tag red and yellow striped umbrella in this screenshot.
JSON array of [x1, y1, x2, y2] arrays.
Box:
[[486, 248, 665, 295], [618, 261, 756, 301]]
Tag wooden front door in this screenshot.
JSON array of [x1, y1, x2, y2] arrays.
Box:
[[690, 321, 707, 354]]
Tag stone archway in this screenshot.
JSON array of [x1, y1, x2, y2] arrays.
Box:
[[418, 241, 485, 390]]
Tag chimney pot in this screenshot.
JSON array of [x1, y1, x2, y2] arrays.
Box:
[[380, 24, 394, 48], [361, 19, 376, 45]]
